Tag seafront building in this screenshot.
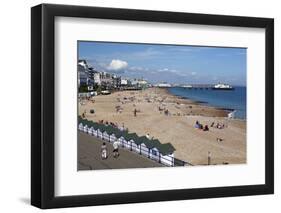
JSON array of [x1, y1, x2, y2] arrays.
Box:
[[120, 78, 129, 86], [78, 60, 93, 88], [78, 59, 148, 94]]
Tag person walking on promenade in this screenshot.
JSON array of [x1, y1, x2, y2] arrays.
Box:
[[101, 142, 107, 160], [113, 140, 119, 158]]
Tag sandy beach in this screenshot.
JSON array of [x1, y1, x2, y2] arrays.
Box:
[[78, 88, 246, 165]]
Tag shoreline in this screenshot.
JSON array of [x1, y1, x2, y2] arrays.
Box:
[[163, 87, 245, 120], [79, 87, 246, 165], [157, 87, 231, 118]]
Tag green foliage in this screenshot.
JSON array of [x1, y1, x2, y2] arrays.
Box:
[[79, 85, 88, 93]]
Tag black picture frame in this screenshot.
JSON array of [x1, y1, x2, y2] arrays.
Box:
[[31, 3, 274, 209]]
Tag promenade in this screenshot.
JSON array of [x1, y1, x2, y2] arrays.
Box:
[[78, 132, 164, 170]]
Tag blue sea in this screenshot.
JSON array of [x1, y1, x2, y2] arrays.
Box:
[[168, 86, 246, 119]]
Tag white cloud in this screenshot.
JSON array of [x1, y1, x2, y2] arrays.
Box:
[[107, 59, 128, 71], [191, 72, 197, 76]]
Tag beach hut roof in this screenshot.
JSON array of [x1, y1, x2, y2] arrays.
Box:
[[150, 139, 162, 148], [86, 120, 94, 127], [99, 125, 120, 137], [123, 132, 139, 141], [132, 136, 143, 145], [97, 124, 108, 132], [157, 143, 176, 155], [92, 122, 100, 129], [79, 118, 86, 125], [82, 120, 90, 126], [113, 129, 123, 138], [138, 136, 153, 148], [104, 125, 117, 135], [95, 123, 119, 135], [87, 120, 95, 127]]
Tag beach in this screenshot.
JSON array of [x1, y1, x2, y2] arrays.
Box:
[[79, 87, 246, 165]]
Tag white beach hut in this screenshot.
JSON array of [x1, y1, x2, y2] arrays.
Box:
[[109, 134, 117, 143], [118, 136, 129, 149], [150, 147, 160, 161], [87, 127, 93, 135], [78, 123, 84, 131], [130, 140, 138, 153], [157, 143, 176, 166], [92, 128, 98, 137], [140, 143, 149, 157], [103, 131, 110, 141], [97, 129, 103, 139], [160, 153, 174, 166], [83, 125, 88, 133]]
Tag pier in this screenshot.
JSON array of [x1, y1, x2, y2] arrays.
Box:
[[178, 84, 234, 90], [180, 84, 214, 90]]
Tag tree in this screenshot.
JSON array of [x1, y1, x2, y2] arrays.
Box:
[[79, 85, 88, 93]]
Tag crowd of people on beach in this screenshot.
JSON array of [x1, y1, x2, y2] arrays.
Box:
[[98, 120, 127, 132], [194, 120, 227, 143], [194, 121, 209, 131], [210, 121, 227, 129], [158, 106, 171, 116], [194, 120, 228, 131]]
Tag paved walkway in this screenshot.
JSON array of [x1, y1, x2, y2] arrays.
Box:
[[78, 132, 164, 170]]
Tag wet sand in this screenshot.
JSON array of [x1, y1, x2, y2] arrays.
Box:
[[79, 87, 246, 165]]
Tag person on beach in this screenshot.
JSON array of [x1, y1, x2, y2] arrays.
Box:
[[217, 137, 223, 142], [195, 121, 200, 129], [113, 141, 119, 158], [101, 142, 107, 160], [203, 125, 209, 131], [134, 108, 137, 117]]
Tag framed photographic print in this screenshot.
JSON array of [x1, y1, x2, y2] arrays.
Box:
[[31, 3, 274, 209]]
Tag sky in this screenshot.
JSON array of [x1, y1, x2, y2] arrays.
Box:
[[78, 41, 247, 86]]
